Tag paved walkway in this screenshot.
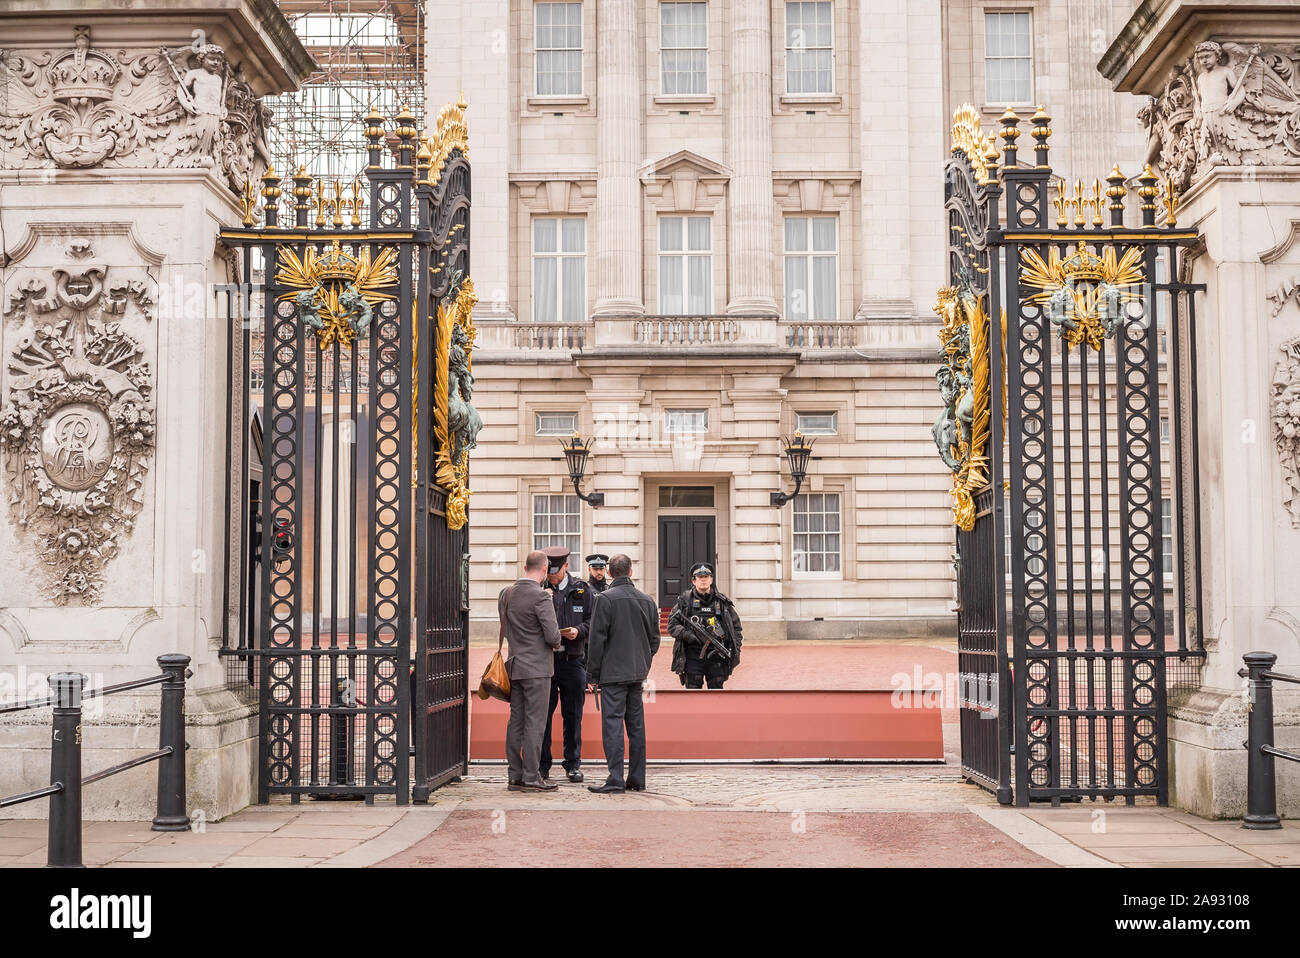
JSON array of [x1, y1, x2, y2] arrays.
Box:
[[2, 764, 1296, 867]]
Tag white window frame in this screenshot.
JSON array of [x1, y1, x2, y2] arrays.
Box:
[[1160, 416, 1170, 444], [664, 408, 709, 434], [535, 411, 579, 436], [783, 216, 839, 321], [659, 2, 709, 96], [983, 10, 1033, 106], [784, 1, 834, 95], [792, 491, 842, 576], [534, 2, 584, 97], [794, 411, 838, 435], [658, 215, 713, 315], [531, 216, 587, 324], [532, 493, 582, 569]]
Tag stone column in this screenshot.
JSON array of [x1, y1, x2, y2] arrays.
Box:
[[856, 0, 944, 322], [592, 0, 643, 316], [426, 0, 515, 319], [726, 0, 778, 315], [727, 369, 792, 637], [1104, 1, 1300, 818], [0, 2, 311, 821]]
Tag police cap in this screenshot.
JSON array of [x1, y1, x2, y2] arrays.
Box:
[[690, 563, 714, 579], [585, 553, 608, 568], [542, 547, 571, 570]]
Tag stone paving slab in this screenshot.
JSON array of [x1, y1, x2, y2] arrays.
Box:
[[273, 823, 392, 840], [219, 856, 327, 868], [236, 836, 363, 858]]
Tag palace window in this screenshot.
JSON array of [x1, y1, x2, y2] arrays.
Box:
[[784, 216, 839, 321], [659, 216, 712, 315], [795, 411, 838, 435], [1162, 497, 1174, 579], [535, 2, 583, 96], [984, 11, 1032, 105], [536, 411, 579, 436], [793, 493, 841, 573], [660, 2, 708, 95], [1160, 416, 1170, 444], [533, 493, 581, 569], [664, 409, 708, 433], [533, 217, 586, 323], [785, 2, 833, 95]]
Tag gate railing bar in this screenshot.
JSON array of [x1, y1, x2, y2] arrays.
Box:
[[1240, 651, 1299, 830], [0, 654, 192, 867]]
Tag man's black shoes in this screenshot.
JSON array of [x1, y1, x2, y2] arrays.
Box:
[[517, 779, 559, 792], [626, 783, 645, 792], [587, 781, 625, 794], [567, 769, 584, 783]]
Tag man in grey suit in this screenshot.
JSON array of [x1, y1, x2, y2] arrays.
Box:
[[501, 550, 563, 791], [584, 554, 660, 794]]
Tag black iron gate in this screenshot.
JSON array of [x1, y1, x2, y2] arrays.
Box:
[[219, 101, 473, 802], [940, 105, 1204, 806]]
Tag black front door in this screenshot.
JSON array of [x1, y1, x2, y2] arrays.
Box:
[[658, 515, 715, 608]]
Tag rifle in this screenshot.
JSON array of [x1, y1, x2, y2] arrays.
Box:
[[683, 613, 730, 661]]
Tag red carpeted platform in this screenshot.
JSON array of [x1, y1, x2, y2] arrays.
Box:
[[470, 688, 943, 762]]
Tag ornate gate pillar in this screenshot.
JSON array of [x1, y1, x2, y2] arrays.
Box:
[[0, 2, 311, 820], [1103, 1, 1300, 818]]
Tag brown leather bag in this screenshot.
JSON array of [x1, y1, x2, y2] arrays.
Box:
[[477, 585, 514, 702]]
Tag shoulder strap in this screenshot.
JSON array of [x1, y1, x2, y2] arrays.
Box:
[[498, 583, 517, 653]]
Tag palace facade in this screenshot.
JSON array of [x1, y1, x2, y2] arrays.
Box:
[[425, 0, 1148, 639]]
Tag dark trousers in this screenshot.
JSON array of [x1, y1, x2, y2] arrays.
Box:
[[684, 654, 728, 689], [599, 681, 646, 788], [540, 655, 586, 774], [505, 676, 550, 785]]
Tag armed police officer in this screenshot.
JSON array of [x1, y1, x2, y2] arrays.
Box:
[[585, 554, 610, 593], [667, 563, 743, 689], [539, 547, 594, 782]]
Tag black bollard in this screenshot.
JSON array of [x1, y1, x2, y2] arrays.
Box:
[[47, 672, 86, 868], [152, 654, 192, 831], [1240, 651, 1282, 830]]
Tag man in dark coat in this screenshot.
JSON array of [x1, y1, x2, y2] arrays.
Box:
[[539, 547, 594, 783], [585, 553, 609, 593], [667, 563, 742, 689], [584, 554, 660, 794], [500, 550, 563, 791]]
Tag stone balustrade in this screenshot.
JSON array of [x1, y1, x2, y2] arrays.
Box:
[[473, 315, 863, 356]]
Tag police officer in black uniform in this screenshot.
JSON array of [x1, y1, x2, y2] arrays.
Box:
[[667, 563, 743, 689], [539, 547, 593, 782], [585, 553, 610, 593]]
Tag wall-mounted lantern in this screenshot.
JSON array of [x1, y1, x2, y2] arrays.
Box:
[[770, 432, 816, 507], [560, 434, 604, 507]]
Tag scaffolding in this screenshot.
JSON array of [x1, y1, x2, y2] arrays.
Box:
[[268, 0, 426, 180]]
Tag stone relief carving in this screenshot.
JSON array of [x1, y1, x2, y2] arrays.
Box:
[[0, 244, 155, 604], [0, 25, 270, 194], [1140, 40, 1300, 190], [1269, 276, 1300, 317], [1273, 336, 1300, 528]]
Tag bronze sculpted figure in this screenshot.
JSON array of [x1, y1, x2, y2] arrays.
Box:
[[447, 323, 483, 466]]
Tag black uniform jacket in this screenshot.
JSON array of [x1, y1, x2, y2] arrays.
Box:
[[545, 574, 594, 659], [667, 587, 743, 677], [585, 576, 661, 685]]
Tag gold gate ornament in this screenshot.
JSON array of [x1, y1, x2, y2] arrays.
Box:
[[275, 238, 399, 349], [433, 277, 479, 530]]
